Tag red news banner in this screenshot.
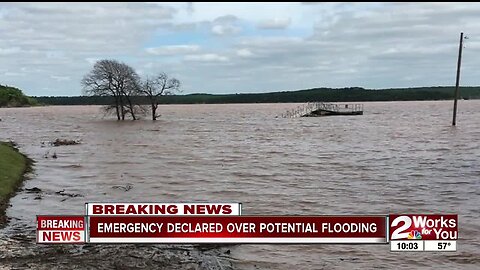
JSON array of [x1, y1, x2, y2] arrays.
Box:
[[88, 216, 386, 243], [37, 216, 85, 244], [36, 203, 457, 249]]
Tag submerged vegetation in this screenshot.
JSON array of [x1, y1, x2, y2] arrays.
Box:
[[81, 59, 180, 120], [51, 138, 80, 146], [34, 86, 480, 106], [0, 85, 37, 107]]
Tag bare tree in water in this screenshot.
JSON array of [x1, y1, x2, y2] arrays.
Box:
[[82, 59, 142, 120], [141, 73, 181, 120]]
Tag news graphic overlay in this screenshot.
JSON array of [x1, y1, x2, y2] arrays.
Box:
[[37, 203, 241, 244], [88, 215, 386, 244], [37, 203, 457, 250], [86, 202, 242, 216], [37, 216, 85, 244], [389, 214, 457, 251]]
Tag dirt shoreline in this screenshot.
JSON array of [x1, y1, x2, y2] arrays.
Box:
[[0, 143, 234, 269], [0, 235, 235, 270]]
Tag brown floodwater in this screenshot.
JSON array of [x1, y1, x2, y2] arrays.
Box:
[[0, 101, 479, 269]]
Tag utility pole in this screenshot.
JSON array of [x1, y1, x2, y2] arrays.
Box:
[[452, 32, 464, 126]]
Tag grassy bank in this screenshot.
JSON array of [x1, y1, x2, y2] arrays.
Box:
[[0, 141, 33, 225], [0, 84, 38, 107]]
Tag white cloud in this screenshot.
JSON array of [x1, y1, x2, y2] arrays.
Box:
[[2, 2, 480, 95], [211, 24, 241, 36], [211, 15, 242, 36], [146, 45, 200, 55], [4, 72, 24, 77], [0, 47, 21, 55], [50, 75, 71, 81], [184, 53, 229, 62], [236, 49, 253, 57], [85, 58, 100, 65], [257, 17, 291, 29]]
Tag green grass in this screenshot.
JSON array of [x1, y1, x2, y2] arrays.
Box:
[[0, 84, 37, 107], [0, 142, 30, 219]]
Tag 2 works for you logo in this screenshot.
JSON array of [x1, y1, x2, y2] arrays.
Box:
[[407, 230, 422, 240], [389, 214, 457, 241]]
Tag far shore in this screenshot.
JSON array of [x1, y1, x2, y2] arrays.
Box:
[[0, 98, 477, 109]]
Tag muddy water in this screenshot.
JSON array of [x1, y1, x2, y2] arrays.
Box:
[[0, 101, 479, 269]]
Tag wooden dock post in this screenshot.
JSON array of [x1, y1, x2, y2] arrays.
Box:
[[452, 32, 464, 126]]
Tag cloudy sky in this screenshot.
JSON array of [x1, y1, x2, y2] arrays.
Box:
[[1, 2, 479, 96]]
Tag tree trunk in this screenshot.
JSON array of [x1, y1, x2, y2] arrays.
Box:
[[125, 95, 136, 120], [130, 109, 136, 120], [114, 95, 121, 120], [151, 103, 157, 121], [119, 95, 125, 120]]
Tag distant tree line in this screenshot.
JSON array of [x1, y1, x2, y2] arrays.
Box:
[[0, 85, 37, 107], [33, 86, 480, 107]]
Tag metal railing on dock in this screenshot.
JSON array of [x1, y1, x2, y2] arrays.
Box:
[[280, 102, 363, 118]]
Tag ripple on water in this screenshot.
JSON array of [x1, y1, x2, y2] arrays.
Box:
[[0, 101, 479, 269]]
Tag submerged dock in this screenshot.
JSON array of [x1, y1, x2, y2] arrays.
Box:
[[281, 102, 363, 118]]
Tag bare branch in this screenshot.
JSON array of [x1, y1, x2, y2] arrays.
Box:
[[139, 72, 181, 120], [82, 59, 143, 120]]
